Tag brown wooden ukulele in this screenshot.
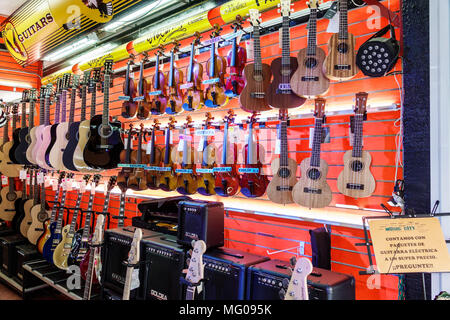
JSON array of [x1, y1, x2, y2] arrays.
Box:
[[121, 57, 137, 118], [128, 123, 149, 191]]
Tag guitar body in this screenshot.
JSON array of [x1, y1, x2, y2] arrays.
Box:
[[204, 57, 228, 108], [26, 126, 39, 164], [337, 150, 376, 198], [15, 127, 31, 165], [137, 100, 151, 120], [182, 88, 204, 111], [292, 158, 332, 208], [176, 171, 198, 195], [214, 170, 240, 197], [42, 222, 61, 263], [36, 126, 53, 170], [80, 248, 98, 284], [225, 74, 245, 98], [323, 33, 359, 81], [44, 124, 58, 167], [239, 167, 268, 198], [8, 129, 20, 164], [28, 205, 49, 245], [73, 119, 96, 172], [165, 69, 184, 115], [0, 143, 21, 177], [151, 73, 167, 115], [19, 199, 34, 238], [53, 224, 73, 270], [267, 57, 306, 109], [49, 122, 70, 170], [83, 115, 124, 169], [0, 188, 22, 221], [266, 158, 298, 204], [62, 121, 81, 171], [31, 125, 46, 166], [37, 220, 51, 254], [67, 229, 84, 266], [197, 171, 216, 196], [291, 47, 330, 98], [239, 63, 272, 112]]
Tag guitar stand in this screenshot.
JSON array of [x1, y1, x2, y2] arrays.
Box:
[[179, 277, 207, 300], [92, 211, 112, 230]]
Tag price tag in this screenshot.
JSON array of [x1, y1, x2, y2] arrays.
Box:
[[146, 141, 152, 155], [118, 96, 131, 101], [327, 11, 340, 33], [175, 169, 193, 174], [246, 40, 254, 61], [148, 90, 162, 96], [195, 129, 216, 136], [66, 179, 73, 191], [37, 172, 44, 184], [124, 138, 133, 149], [26, 174, 31, 185], [196, 168, 214, 174], [19, 169, 27, 180], [179, 134, 192, 141], [213, 167, 232, 173], [104, 183, 108, 196], [180, 83, 193, 90], [202, 78, 220, 85], [1, 175, 7, 185], [80, 181, 87, 193], [130, 268, 140, 291], [91, 184, 96, 195], [178, 141, 184, 151], [52, 180, 58, 191], [157, 167, 172, 172], [133, 96, 145, 102], [197, 136, 205, 152], [274, 124, 281, 155], [170, 133, 173, 144], [238, 168, 260, 174]]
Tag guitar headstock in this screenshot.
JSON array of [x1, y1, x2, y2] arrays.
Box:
[[92, 174, 101, 188], [127, 228, 143, 266], [71, 74, 80, 89], [81, 71, 91, 86], [171, 40, 181, 54], [11, 103, 18, 117], [184, 115, 193, 128], [278, 0, 293, 17], [152, 119, 161, 131], [232, 15, 244, 31], [193, 32, 202, 46], [103, 59, 114, 76], [21, 90, 29, 103], [55, 78, 62, 94], [58, 171, 66, 185], [224, 109, 236, 124], [63, 73, 72, 90], [211, 23, 222, 38], [67, 173, 75, 180], [185, 240, 207, 285], [156, 45, 165, 57], [29, 89, 37, 102], [83, 174, 92, 184], [168, 116, 177, 130], [39, 86, 46, 100], [355, 92, 368, 115], [314, 98, 326, 119], [249, 9, 262, 27], [204, 112, 214, 127], [107, 175, 117, 192], [91, 68, 101, 84], [307, 0, 321, 9], [283, 257, 313, 300]]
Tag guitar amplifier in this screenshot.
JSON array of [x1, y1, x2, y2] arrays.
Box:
[[0, 234, 27, 277], [246, 259, 355, 300], [141, 234, 186, 300], [202, 247, 269, 300], [177, 200, 224, 249], [102, 227, 162, 299], [0, 226, 15, 237], [14, 244, 40, 285]]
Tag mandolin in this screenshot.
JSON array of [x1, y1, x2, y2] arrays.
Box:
[[150, 47, 168, 115], [183, 240, 207, 301], [27, 87, 42, 165], [225, 15, 247, 98], [292, 98, 332, 208], [146, 119, 162, 190], [0, 177, 22, 222], [337, 92, 376, 198], [0, 105, 21, 177], [122, 227, 142, 300], [158, 117, 178, 191], [165, 41, 184, 115], [14, 90, 32, 165], [214, 110, 240, 197], [267, 0, 306, 109], [83, 60, 124, 170], [239, 112, 268, 198], [266, 109, 298, 204], [19, 169, 37, 238], [128, 123, 149, 191], [323, 0, 359, 81], [117, 124, 135, 191], [291, 0, 330, 99], [121, 57, 137, 119], [174, 116, 197, 195], [135, 54, 151, 120], [196, 113, 216, 196], [204, 24, 229, 108], [240, 9, 272, 113], [182, 32, 204, 111], [35, 82, 56, 170]]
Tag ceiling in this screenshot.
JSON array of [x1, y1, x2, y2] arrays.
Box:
[[0, 0, 28, 17]]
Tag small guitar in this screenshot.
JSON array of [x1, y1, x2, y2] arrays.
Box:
[[122, 227, 143, 300], [136, 54, 151, 120], [323, 0, 359, 81], [14, 90, 31, 165], [267, 0, 306, 109], [281, 257, 313, 300], [150, 46, 168, 115], [146, 120, 162, 190], [196, 113, 216, 196], [0, 105, 21, 177], [225, 15, 247, 98], [183, 240, 207, 301], [158, 117, 178, 191], [121, 57, 137, 119], [292, 98, 332, 208], [128, 124, 149, 191], [26, 87, 41, 165], [165, 41, 184, 115], [291, 0, 330, 98], [337, 92, 376, 198], [182, 32, 204, 111]]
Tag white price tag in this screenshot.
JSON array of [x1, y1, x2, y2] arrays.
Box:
[[19, 170, 27, 180], [130, 269, 140, 290], [178, 141, 184, 151], [146, 141, 152, 155], [246, 40, 254, 61], [26, 174, 31, 185], [274, 138, 281, 155], [37, 172, 44, 184], [104, 183, 108, 196], [80, 181, 87, 193], [197, 136, 205, 152], [1, 175, 7, 185], [52, 180, 58, 191], [309, 128, 314, 149], [65, 179, 73, 191], [327, 11, 340, 33], [124, 138, 133, 149]]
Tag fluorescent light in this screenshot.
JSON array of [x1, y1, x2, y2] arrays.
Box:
[[69, 43, 117, 65], [0, 80, 32, 89], [43, 34, 99, 62], [0, 90, 23, 102]]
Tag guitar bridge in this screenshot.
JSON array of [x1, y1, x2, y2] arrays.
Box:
[[276, 89, 293, 95], [346, 183, 364, 190], [301, 76, 319, 81], [250, 92, 266, 99], [276, 186, 293, 191], [334, 65, 351, 70], [96, 145, 113, 149], [303, 187, 322, 194]]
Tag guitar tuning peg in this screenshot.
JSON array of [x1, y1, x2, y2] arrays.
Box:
[[289, 256, 297, 267], [282, 278, 290, 289], [278, 289, 286, 300], [186, 258, 191, 266]]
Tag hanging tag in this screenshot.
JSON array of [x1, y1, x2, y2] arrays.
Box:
[[104, 183, 108, 196], [51, 180, 58, 191], [61, 179, 67, 191], [130, 268, 140, 291], [124, 138, 133, 149], [327, 11, 340, 33], [146, 141, 152, 155], [246, 40, 254, 61], [324, 1, 339, 19], [37, 172, 44, 184], [169, 133, 173, 144], [19, 169, 27, 180], [197, 136, 205, 152], [26, 174, 31, 185], [177, 141, 184, 151], [80, 181, 87, 193], [1, 175, 7, 185], [66, 179, 73, 191], [91, 184, 96, 195], [349, 127, 354, 146], [72, 180, 79, 191], [274, 124, 281, 155]]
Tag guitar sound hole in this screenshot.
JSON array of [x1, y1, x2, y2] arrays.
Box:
[[350, 160, 364, 172], [337, 43, 349, 54], [304, 57, 318, 69], [307, 168, 321, 181], [278, 167, 291, 179], [6, 193, 17, 201], [98, 124, 113, 139]]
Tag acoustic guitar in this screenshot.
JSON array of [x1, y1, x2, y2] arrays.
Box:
[[182, 32, 204, 111], [337, 92, 376, 198], [19, 169, 38, 238], [0, 105, 21, 177], [0, 177, 22, 222], [122, 227, 143, 300], [135, 54, 151, 120], [14, 90, 32, 165], [28, 170, 51, 245], [292, 98, 332, 208], [183, 240, 207, 301], [146, 120, 162, 190], [165, 41, 184, 115], [9, 95, 26, 165], [35, 82, 55, 170], [196, 113, 216, 196], [150, 47, 168, 115], [26, 87, 43, 165], [158, 117, 178, 191]]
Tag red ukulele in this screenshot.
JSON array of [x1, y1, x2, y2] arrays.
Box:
[[225, 15, 247, 98]]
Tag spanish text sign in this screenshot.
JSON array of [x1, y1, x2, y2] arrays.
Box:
[[368, 217, 450, 274]]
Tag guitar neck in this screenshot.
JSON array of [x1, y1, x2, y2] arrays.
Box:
[[187, 43, 195, 83], [185, 285, 196, 301], [352, 114, 364, 158], [2, 115, 8, 144], [118, 191, 126, 227], [281, 16, 291, 70], [164, 128, 171, 165], [154, 56, 160, 90], [150, 130, 156, 164], [122, 267, 134, 300], [139, 62, 144, 96], [81, 84, 88, 121], [60, 90, 67, 123], [68, 191, 83, 236], [21, 102, 27, 129], [69, 88, 76, 125], [82, 249, 96, 300], [39, 96, 45, 125], [338, 0, 349, 39], [307, 8, 318, 56], [102, 74, 111, 127], [253, 25, 262, 72], [55, 94, 61, 124], [29, 101, 35, 129], [209, 43, 216, 77], [247, 124, 254, 165], [222, 123, 228, 165], [280, 121, 289, 167], [169, 52, 175, 88], [310, 117, 323, 167], [45, 96, 51, 126], [55, 189, 68, 232], [103, 191, 112, 214]]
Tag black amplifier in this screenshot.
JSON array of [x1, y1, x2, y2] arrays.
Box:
[[0, 233, 27, 277], [15, 244, 40, 283], [141, 234, 186, 300], [246, 259, 355, 300], [0, 227, 14, 237], [102, 227, 162, 299], [177, 200, 224, 249], [202, 247, 269, 300]]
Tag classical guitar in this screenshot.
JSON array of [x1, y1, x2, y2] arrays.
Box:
[[292, 98, 332, 208], [28, 170, 51, 245], [337, 92, 376, 198], [225, 15, 247, 98], [128, 124, 149, 191], [214, 110, 240, 197], [266, 109, 298, 204], [19, 169, 37, 238], [174, 116, 198, 195], [183, 240, 207, 301], [281, 257, 313, 300], [158, 117, 178, 191], [117, 124, 135, 191], [240, 9, 272, 113], [0, 177, 22, 222], [27, 87, 43, 165], [122, 227, 143, 300], [291, 0, 330, 98], [182, 32, 204, 111], [323, 0, 359, 81], [13, 169, 30, 233], [267, 0, 306, 109], [204, 24, 229, 108], [5, 104, 21, 165], [35, 83, 55, 170], [146, 120, 162, 190], [136, 54, 151, 120], [14, 90, 32, 165], [53, 174, 92, 270], [73, 69, 102, 172], [10, 94, 26, 165], [150, 47, 168, 115], [83, 60, 124, 170], [239, 112, 268, 198], [121, 57, 137, 119], [0, 105, 21, 177], [196, 113, 216, 196], [165, 41, 184, 115]]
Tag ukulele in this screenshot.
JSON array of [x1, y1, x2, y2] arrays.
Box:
[[196, 113, 216, 196], [83, 60, 125, 170], [135, 54, 151, 120], [128, 123, 149, 191], [225, 15, 247, 98], [117, 124, 135, 191], [174, 116, 198, 195], [182, 32, 204, 111], [158, 117, 178, 191], [165, 41, 184, 115], [239, 112, 268, 198], [214, 110, 240, 197], [73, 69, 102, 172], [35, 82, 55, 170], [14, 90, 31, 165], [337, 92, 376, 198], [28, 170, 48, 245], [26, 87, 41, 165], [323, 0, 359, 81], [53, 174, 92, 270], [150, 46, 168, 115], [146, 119, 162, 190], [6, 103, 21, 165], [122, 227, 143, 300], [183, 240, 207, 301], [266, 109, 298, 204], [204, 24, 229, 108], [280, 257, 313, 300], [267, 0, 306, 109], [45, 77, 65, 168], [292, 98, 332, 208], [0, 105, 21, 177], [291, 0, 330, 98], [19, 169, 37, 238], [121, 57, 137, 119], [240, 9, 272, 113]]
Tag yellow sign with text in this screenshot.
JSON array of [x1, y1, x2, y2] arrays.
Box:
[[369, 217, 450, 274]]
